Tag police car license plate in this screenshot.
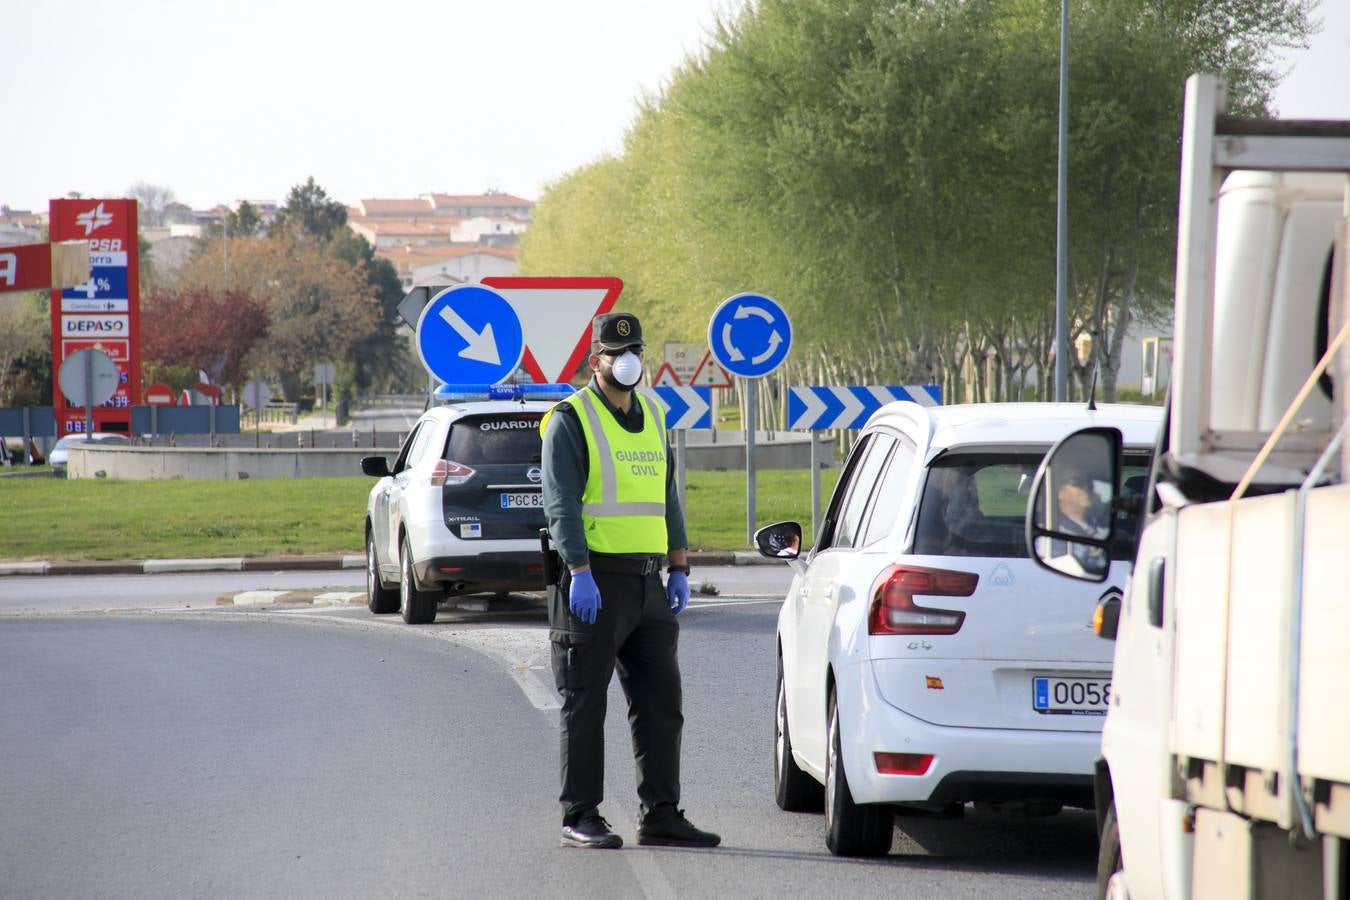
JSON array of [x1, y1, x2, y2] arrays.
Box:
[[500, 492, 543, 509], [1032, 677, 1110, 716]]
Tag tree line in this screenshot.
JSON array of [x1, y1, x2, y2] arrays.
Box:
[[520, 0, 1314, 405]]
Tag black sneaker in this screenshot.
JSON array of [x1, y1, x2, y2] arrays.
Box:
[[561, 814, 623, 849], [636, 807, 721, 848]]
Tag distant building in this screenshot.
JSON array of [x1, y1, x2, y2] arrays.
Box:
[[353, 192, 533, 221], [0, 207, 47, 244], [350, 218, 459, 249], [378, 244, 519, 289], [424, 192, 532, 220], [347, 191, 532, 287]]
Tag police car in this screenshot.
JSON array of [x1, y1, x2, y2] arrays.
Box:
[[361, 384, 573, 624]]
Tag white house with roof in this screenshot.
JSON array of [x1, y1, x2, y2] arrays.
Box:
[[377, 244, 518, 289]]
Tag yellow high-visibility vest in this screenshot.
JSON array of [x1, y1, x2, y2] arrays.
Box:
[[542, 388, 668, 554]]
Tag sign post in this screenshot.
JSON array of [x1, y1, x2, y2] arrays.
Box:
[[639, 385, 713, 521], [49, 199, 141, 437], [243, 378, 274, 446], [708, 292, 793, 544], [314, 363, 335, 429]]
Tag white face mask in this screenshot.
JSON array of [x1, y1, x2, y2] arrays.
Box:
[[609, 351, 643, 387]]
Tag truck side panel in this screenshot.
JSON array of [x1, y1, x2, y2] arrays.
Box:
[[1300, 483, 1350, 785]]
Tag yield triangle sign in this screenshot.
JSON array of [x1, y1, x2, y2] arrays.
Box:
[[653, 362, 682, 387], [482, 276, 622, 383], [689, 350, 733, 388]]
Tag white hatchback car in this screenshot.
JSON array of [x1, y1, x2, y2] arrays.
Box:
[[756, 401, 1161, 856], [362, 385, 570, 624]]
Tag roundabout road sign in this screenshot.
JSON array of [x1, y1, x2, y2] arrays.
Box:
[[708, 292, 792, 378], [416, 284, 525, 385]]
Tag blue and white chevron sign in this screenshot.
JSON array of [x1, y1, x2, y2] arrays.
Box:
[[786, 385, 942, 430], [640, 386, 713, 430]]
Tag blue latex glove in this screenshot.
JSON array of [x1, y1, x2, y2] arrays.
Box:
[[667, 571, 690, 616], [568, 569, 602, 625]]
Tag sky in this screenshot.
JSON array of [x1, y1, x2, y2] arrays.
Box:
[[1, 0, 1346, 214]]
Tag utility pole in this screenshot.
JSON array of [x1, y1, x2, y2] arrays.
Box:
[[1054, 0, 1070, 402]]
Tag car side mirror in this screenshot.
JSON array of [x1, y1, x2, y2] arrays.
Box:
[[1025, 427, 1122, 584], [361, 456, 391, 478], [754, 521, 803, 561]]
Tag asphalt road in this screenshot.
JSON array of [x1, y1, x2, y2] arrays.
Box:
[[0, 573, 1097, 898]]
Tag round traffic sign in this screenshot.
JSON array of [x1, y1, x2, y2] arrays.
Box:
[[57, 348, 120, 408], [144, 383, 175, 406], [415, 284, 525, 385], [242, 378, 274, 410], [707, 292, 792, 378]]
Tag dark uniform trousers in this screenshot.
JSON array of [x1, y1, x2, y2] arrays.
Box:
[[549, 559, 683, 825]]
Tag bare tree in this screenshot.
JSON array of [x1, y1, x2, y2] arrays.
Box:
[[127, 182, 177, 228]]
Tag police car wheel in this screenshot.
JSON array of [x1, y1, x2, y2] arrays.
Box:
[[399, 537, 439, 625], [367, 528, 398, 615]]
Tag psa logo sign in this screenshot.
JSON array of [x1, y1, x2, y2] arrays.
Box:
[[75, 202, 114, 236]]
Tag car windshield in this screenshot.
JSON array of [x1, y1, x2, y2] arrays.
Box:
[[914, 450, 1149, 559], [444, 414, 543, 464]]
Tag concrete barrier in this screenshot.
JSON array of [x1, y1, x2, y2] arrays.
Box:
[[67, 444, 395, 480], [66, 431, 838, 479]]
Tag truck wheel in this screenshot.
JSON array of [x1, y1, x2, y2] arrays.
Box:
[[824, 691, 892, 856], [366, 529, 399, 614], [775, 654, 824, 812], [1096, 802, 1125, 900], [399, 537, 439, 625]]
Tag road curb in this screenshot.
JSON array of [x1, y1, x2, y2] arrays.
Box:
[[1, 550, 770, 577], [217, 590, 365, 607]]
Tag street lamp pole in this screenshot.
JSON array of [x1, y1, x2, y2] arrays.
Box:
[[1054, 0, 1070, 402]]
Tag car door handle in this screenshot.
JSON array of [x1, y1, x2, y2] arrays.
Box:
[[824, 582, 837, 601]]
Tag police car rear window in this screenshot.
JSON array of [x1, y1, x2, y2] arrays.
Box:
[[444, 415, 543, 464]]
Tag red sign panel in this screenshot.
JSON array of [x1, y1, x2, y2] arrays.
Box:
[[144, 383, 175, 406], [481, 276, 622, 384], [49, 199, 141, 435], [0, 243, 54, 293]]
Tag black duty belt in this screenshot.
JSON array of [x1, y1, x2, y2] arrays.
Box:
[[588, 554, 663, 576]]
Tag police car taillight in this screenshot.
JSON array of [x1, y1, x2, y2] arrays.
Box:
[[431, 460, 474, 486]]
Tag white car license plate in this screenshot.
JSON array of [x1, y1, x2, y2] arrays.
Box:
[[500, 492, 543, 509], [1032, 677, 1110, 716]]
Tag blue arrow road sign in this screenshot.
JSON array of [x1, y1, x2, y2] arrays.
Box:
[[640, 386, 712, 430], [707, 293, 792, 378], [786, 384, 943, 430], [415, 284, 525, 385]]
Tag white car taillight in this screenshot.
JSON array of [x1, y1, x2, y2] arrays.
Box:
[[430, 459, 475, 486], [867, 565, 978, 636]]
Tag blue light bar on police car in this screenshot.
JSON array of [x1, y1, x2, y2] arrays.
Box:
[[433, 383, 576, 402]]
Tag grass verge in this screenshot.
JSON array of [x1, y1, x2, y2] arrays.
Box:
[[1, 469, 839, 561]]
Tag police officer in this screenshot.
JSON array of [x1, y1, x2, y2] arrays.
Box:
[[540, 311, 721, 851]]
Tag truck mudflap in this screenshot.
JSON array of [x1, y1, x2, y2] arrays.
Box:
[[1094, 756, 1112, 837], [1190, 807, 1348, 900]]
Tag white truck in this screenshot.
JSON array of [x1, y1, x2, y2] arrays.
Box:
[[1025, 73, 1350, 899]]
